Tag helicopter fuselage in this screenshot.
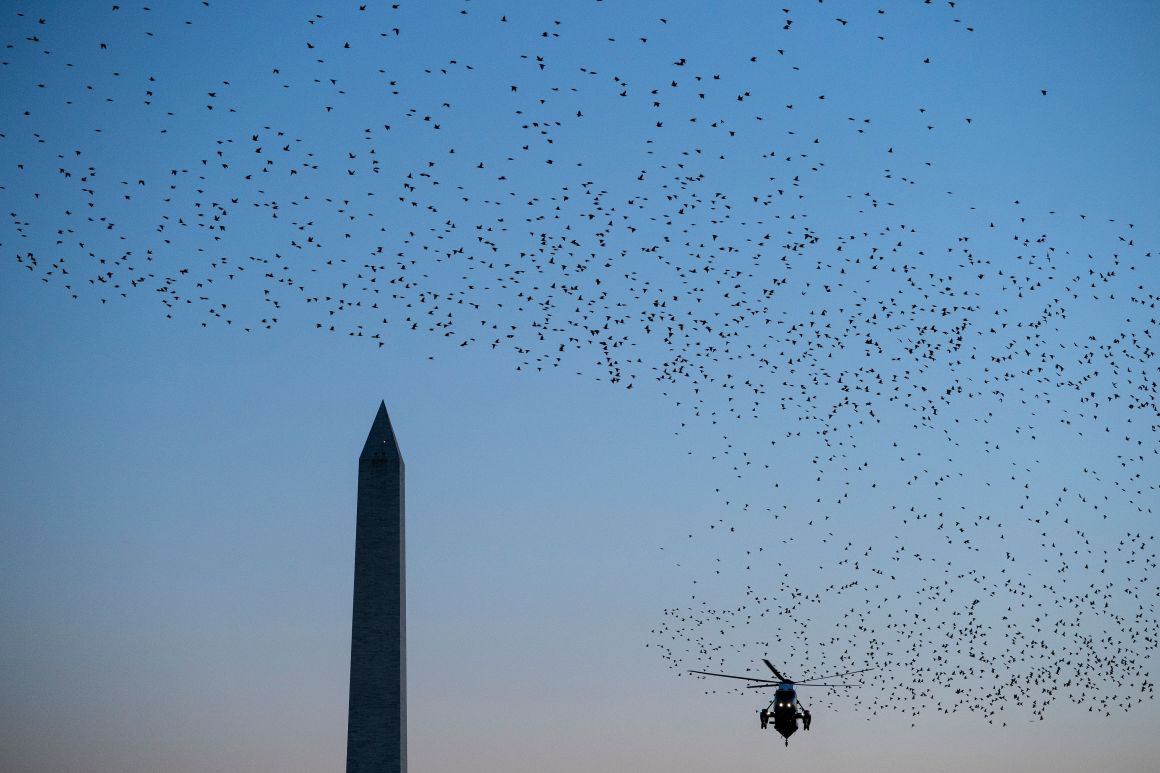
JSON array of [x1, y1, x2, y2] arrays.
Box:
[[770, 683, 801, 740]]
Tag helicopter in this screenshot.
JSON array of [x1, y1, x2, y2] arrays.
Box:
[[689, 659, 874, 746]]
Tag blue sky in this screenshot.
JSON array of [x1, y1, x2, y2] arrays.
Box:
[[2, 2, 1158, 771]]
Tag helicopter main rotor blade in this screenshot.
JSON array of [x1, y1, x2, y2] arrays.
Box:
[[778, 683, 861, 688], [688, 669, 779, 684], [796, 666, 876, 684], [762, 659, 789, 682]]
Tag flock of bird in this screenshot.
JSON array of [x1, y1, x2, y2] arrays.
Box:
[[2, 1, 1155, 729]]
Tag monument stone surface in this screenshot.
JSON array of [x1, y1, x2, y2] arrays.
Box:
[[346, 401, 406, 773]]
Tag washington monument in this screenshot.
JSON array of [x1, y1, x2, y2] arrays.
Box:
[[346, 401, 406, 773]]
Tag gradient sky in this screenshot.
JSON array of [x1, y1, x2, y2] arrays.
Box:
[[1, 2, 1158, 772]]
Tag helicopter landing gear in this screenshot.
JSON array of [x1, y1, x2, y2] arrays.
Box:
[[784, 738, 789, 747]]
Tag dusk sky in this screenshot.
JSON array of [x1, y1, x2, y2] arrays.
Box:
[[1, 2, 1158, 772]]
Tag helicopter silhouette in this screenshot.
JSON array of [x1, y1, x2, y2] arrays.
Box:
[[689, 659, 874, 746]]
